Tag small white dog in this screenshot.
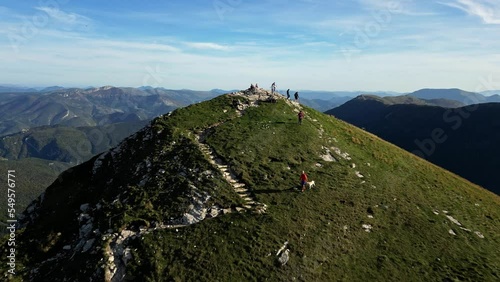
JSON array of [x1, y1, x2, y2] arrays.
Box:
[[307, 180, 316, 189]]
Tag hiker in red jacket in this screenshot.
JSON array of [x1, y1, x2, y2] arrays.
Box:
[[298, 110, 305, 124], [300, 171, 308, 192]]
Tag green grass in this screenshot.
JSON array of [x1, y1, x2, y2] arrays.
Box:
[[3, 94, 499, 281]]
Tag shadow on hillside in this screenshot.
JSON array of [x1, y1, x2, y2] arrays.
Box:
[[254, 187, 299, 194]]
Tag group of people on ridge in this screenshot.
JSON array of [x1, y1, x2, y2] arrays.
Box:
[[249, 82, 300, 102], [248, 83, 311, 193], [270, 82, 300, 101], [284, 86, 299, 102]]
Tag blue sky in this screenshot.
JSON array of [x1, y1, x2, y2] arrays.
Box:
[[1, 0, 500, 92]]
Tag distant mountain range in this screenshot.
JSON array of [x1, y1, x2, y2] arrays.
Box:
[[289, 90, 402, 100], [0, 86, 220, 136], [3, 85, 499, 113], [0, 121, 148, 163], [481, 90, 500, 96], [0, 85, 39, 93], [294, 88, 500, 112], [409, 88, 500, 105], [327, 95, 500, 195]]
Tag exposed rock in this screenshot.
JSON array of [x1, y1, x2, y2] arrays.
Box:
[[209, 207, 220, 218], [320, 146, 337, 162], [276, 241, 289, 256], [79, 222, 93, 239], [446, 215, 462, 226], [277, 249, 290, 266], [82, 239, 95, 253], [122, 248, 133, 264], [362, 224, 372, 232], [331, 146, 352, 160], [80, 203, 90, 212]]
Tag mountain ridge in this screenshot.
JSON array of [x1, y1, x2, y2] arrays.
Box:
[[327, 99, 500, 195]]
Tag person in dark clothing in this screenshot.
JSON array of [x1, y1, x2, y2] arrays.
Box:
[[294, 91, 299, 101], [298, 110, 305, 124], [286, 89, 290, 99]]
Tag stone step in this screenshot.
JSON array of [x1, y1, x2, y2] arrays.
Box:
[[235, 207, 245, 212], [233, 183, 246, 188], [218, 165, 228, 169], [243, 205, 252, 209], [234, 188, 247, 193], [239, 193, 250, 198], [243, 197, 254, 202]]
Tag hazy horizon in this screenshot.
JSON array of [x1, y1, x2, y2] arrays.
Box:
[[2, 83, 500, 96]]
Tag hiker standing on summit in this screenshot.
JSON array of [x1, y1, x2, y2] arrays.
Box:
[[294, 91, 299, 101], [286, 89, 290, 99], [271, 82, 276, 94]]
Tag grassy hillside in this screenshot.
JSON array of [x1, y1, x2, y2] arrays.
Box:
[[3, 91, 499, 281]]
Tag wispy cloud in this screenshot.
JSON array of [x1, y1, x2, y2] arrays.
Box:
[[184, 42, 230, 51], [35, 6, 92, 26], [94, 40, 180, 52], [357, 0, 438, 16], [0, 6, 10, 14], [440, 0, 500, 24], [358, 0, 398, 10]]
